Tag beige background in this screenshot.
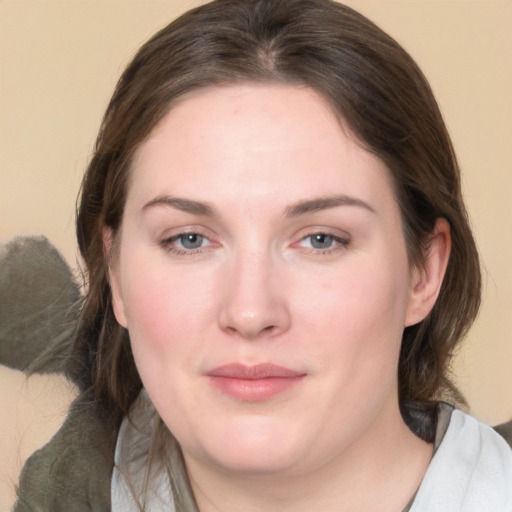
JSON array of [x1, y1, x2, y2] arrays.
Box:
[[1, 0, 511, 509]]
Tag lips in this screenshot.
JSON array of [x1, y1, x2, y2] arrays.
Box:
[[206, 363, 305, 401]]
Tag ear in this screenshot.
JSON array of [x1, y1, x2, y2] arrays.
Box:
[[103, 228, 128, 328], [405, 218, 451, 327]]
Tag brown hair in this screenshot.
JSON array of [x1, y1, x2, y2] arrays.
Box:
[[75, 0, 480, 503]]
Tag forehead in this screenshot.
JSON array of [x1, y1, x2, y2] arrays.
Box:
[[128, 83, 395, 213]]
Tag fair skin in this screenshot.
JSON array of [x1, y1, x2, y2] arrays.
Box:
[[109, 84, 450, 512]]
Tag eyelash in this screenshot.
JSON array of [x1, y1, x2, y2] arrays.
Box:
[[159, 230, 351, 257]]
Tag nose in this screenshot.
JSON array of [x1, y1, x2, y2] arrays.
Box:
[[218, 250, 291, 341]]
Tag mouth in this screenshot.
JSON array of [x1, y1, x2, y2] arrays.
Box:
[[206, 363, 306, 401]]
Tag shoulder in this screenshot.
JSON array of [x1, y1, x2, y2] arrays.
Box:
[[446, 409, 512, 470], [411, 409, 512, 512], [13, 391, 114, 512]]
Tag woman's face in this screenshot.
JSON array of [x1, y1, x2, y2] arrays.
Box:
[[110, 84, 424, 477]]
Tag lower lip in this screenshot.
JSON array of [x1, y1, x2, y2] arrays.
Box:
[[208, 376, 304, 401]]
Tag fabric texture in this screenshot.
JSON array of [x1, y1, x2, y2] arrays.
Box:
[[409, 409, 512, 511], [112, 393, 512, 512]]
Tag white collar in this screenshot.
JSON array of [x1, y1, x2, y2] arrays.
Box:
[[409, 409, 512, 511]]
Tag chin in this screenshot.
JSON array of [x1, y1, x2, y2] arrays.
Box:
[[184, 416, 309, 475], [207, 446, 302, 475]]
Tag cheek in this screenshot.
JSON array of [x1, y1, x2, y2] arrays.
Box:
[[300, 260, 409, 339], [118, 256, 218, 376], [119, 265, 218, 424], [295, 257, 410, 385]]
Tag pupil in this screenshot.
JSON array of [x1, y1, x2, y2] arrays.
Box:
[[311, 234, 332, 249], [181, 234, 203, 249]]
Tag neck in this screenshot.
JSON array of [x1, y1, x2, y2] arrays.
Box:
[[184, 400, 433, 512]]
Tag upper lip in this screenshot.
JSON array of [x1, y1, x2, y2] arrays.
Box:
[[206, 363, 305, 379]]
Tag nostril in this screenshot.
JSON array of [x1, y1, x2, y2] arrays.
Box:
[[224, 323, 277, 340]]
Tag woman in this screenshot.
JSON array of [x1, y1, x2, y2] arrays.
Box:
[[30, 0, 512, 510]]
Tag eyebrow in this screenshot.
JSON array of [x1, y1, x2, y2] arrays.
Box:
[[284, 194, 376, 217], [142, 196, 217, 216], [141, 193, 375, 218]]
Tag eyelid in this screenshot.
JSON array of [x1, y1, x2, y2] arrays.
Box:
[[293, 226, 351, 242]]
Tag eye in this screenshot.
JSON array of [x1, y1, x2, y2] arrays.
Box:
[[175, 233, 206, 250], [160, 231, 213, 255], [296, 231, 350, 254], [306, 233, 336, 249]]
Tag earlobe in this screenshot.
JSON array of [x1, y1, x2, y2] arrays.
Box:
[[405, 218, 451, 327], [103, 228, 128, 328]]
